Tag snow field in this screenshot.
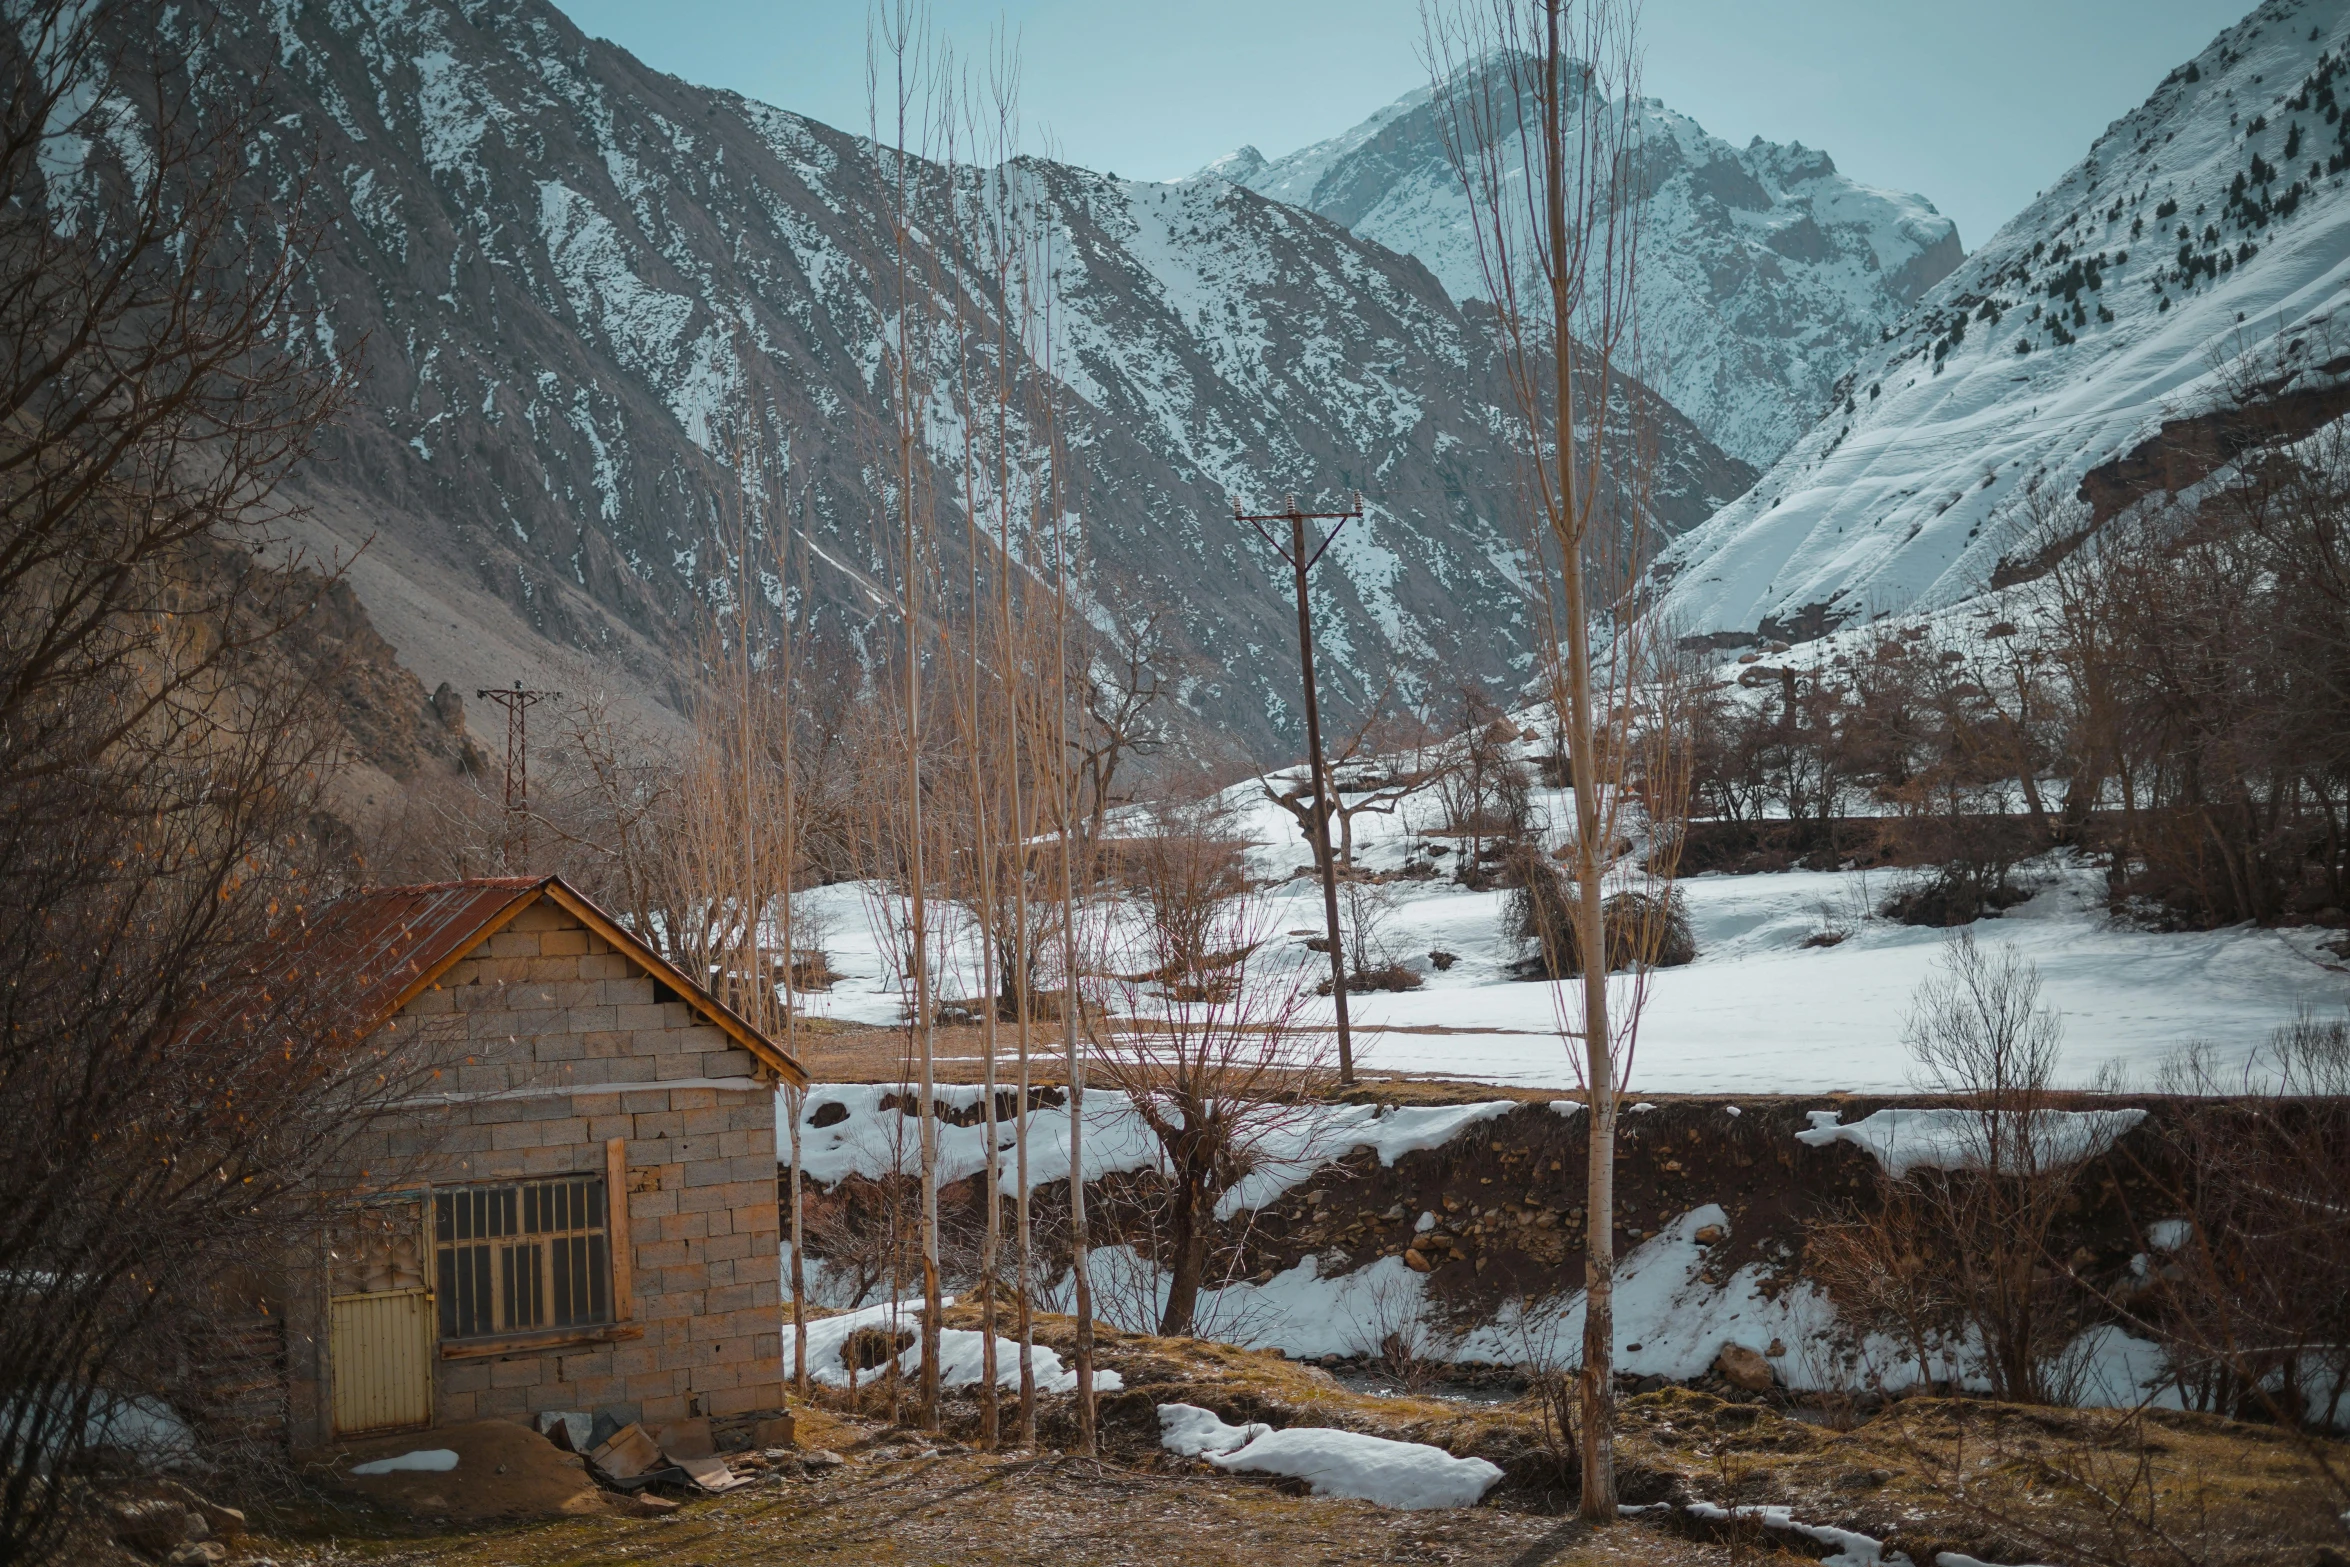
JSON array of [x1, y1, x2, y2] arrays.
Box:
[[776, 735, 2344, 1425], [1156, 1402, 1503, 1509], [783, 762, 2348, 1094]]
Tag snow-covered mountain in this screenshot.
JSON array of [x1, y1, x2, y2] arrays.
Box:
[[1654, 0, 2350, 643], [1211, 62, 1961, 468], [141, 0, 1754, 757]]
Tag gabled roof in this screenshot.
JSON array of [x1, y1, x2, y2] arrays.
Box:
[[255, 874, 807, 1087]]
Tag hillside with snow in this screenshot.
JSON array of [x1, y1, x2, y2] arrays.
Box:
[[1653, 0, 2350, 643], [123, 0, 1753, 757], [1210, 61, 1961, 468]]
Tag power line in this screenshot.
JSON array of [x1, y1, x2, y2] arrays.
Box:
[[1234, 491, 1363, 1087], [476, 681, 560, 870]]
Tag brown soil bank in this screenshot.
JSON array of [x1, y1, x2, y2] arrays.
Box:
[[791, 1093, 2177, 1330], [311, 1419, 612, 1523]]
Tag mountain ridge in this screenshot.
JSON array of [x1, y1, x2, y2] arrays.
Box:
[[1651, 0, 2350, 643], [156, 0, 1753, 758], [1210, 59, 1963, 468]]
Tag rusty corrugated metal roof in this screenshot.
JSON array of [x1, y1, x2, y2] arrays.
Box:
[[257, 876, 546, 1036], [237, 874, 805, 1085]]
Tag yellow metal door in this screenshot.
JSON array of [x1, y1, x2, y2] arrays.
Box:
[[329, 1287, 434, 1436]]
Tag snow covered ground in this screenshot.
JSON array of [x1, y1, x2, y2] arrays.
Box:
[[792, 1082, 1522, 1218], [771, 684, 2348, 1431], [786, 1196, 2215, 1419], [782, 770, 2347, 1095]]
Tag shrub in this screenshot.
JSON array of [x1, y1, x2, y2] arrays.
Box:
[[1504, 844, 1695, 977]]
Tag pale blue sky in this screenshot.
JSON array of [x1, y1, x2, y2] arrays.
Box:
[[554, 0, 2252, 249]]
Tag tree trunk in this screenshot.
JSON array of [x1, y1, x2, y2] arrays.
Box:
[[1538, 2, 1619, 1521], [1060, 798, 1096, 1453], [977, 984, 1001, 1448], [1157, 1154, 1210, 1337]]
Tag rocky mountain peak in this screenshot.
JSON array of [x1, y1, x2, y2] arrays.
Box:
[[1213, 65, 1961, 468]]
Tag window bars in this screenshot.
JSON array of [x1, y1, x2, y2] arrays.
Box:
[[433, 1175, 611, 1340]]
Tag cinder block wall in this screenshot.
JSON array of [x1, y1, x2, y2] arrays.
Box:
[[287, 895, 783, 1447]]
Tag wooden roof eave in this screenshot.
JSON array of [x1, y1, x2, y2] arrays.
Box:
[[537, 880, 809, 1089]]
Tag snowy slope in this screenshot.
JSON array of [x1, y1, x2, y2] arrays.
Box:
[[1212, 60, 1961, 468], [1654, 0, 2350, 642]]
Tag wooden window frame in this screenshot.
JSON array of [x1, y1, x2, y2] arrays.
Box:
[[432, 1173, 615, 1344]]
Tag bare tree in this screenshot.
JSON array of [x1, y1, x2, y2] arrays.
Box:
[[1090, 800, 1333, 1335], [1033, 256, 1101, 1458], [868, 0, 951, 1430], [2118, 1020, 2350, 1454], [1907, 933, 2079, 1403], [1807, 934, 2085, 1406], [1430, 685, 1522, 883], [0, 4, 450, 1553], [1073, 608, 1186, 854], [1426, 0, 1678, 1515], [1261, 678, 1453, 870], [1334, 875, 1420, 992]]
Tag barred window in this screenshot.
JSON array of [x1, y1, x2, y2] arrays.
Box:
[[433, 1176, 610, 1340]]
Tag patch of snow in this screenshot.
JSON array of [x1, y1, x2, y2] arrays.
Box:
[[2060, 1323, 2183, 1413], [1157, 1402, 1501, 1509], [411, 46, 499, 190], [1795, 1107, 2148, 1176], [351, 1448, 459, 1475], [1685, 1502, 1902, 1567], [81, 1393, 194, 1465], [1158, 1402, 1270, 1457], [794, 1297, 1121, 1396], [537, 181, 697, 381]]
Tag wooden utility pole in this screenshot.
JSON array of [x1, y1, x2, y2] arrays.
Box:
[[476, 681, 559, 870], [1234, 493, 1363, 1086]]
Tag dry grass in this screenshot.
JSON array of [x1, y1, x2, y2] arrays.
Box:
[[220, 1334, 2347, 1567], [1610, 1386, 2349, 1567], [221, 1303, 2345, 1567], [232, 1405, 1742, 1567], [797, 1312, 2350, 1565]]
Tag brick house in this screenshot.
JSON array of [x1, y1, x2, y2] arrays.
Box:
[[268, 875, 806, 1448]]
